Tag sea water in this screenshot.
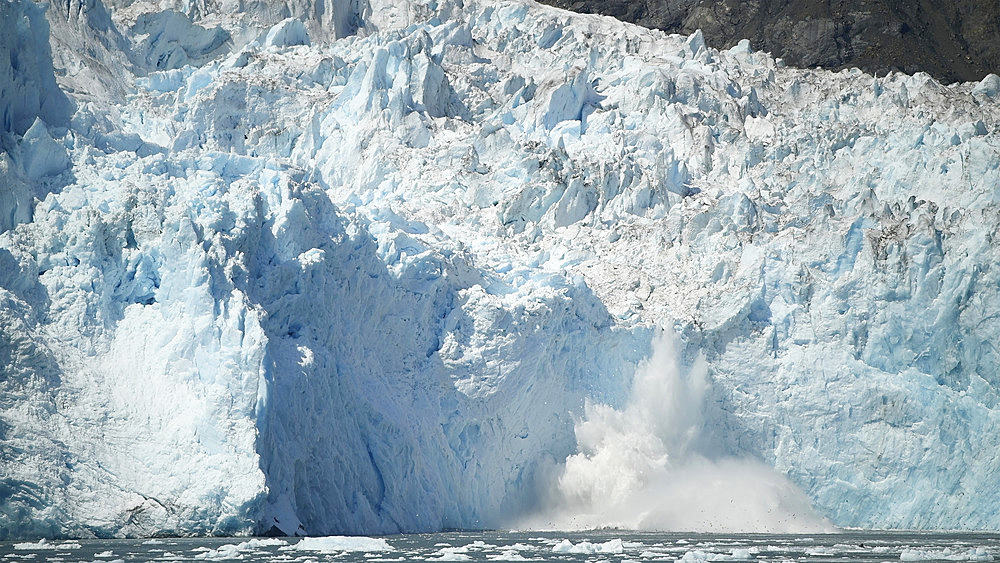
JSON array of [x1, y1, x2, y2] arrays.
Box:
[[3, 531, 999, 562]]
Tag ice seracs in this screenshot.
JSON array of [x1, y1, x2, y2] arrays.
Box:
[[1, 0, 1000, 539]]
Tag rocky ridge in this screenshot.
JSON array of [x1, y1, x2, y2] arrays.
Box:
[[535, 0, 1000, 84]]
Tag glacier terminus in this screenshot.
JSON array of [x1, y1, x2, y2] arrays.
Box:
[[2, 0, 1000, 539]]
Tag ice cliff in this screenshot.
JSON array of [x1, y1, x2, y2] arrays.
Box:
[[2, 0, 1000, 539]]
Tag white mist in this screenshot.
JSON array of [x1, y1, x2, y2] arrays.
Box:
[[525, 330, 835, 533]]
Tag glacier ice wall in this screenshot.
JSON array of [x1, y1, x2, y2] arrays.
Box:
[[0, 1, 72, 137], [0, 0, 73, 233], [2, 0, 1000, 538]]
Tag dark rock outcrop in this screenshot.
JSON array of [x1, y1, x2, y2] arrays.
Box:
[[537, 0, 1000, 84]]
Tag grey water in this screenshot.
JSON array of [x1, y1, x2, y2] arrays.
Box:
[[3, 531, 1000, 562]]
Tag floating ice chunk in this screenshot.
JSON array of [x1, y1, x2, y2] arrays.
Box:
[[488, 550, 536, 561], [429, 551, 473, 561], [265, 18, 310, 48], [284, 536, 394, 552], [677, 548, 753, 561], [12, 539, 82, 550], [551, 539, 624, 554], [193, 544, 244, 560], [900, 547, 993, 561], [550, 539, 574, 553], [194, 538, 288, 560]]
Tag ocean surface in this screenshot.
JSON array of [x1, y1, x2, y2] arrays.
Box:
[[3, 531, 1000, 562]]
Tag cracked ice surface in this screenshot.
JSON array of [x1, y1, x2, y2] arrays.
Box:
[[2, 0, 1000, 538]]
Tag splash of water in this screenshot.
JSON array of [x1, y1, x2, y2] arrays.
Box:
[[525, 330, 835, 533]]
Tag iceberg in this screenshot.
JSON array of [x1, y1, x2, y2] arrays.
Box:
[[1, 0, 999, 540], [551, 538, 625, 554]]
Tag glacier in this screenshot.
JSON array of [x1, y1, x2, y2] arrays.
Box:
[[1, 0, 1000, 539]]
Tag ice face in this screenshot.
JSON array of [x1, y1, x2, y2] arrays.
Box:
[[1, 0, 1000, 539], [0, 1, 72, 137]]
